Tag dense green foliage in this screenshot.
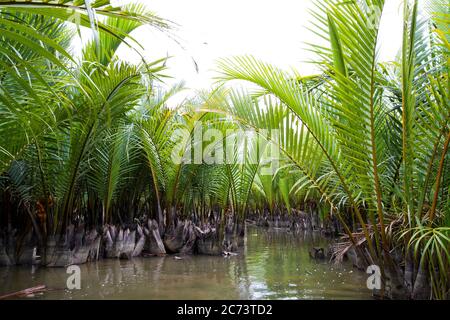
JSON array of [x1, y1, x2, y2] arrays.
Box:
[[0, 0, 448, 299], [217, 0, 450, 299]]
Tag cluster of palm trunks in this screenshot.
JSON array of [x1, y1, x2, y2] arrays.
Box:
[[0, 208, 337, 268], [0, 217, 246, 267], [247, 208, 342, 235]]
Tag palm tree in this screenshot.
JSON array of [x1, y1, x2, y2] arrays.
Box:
[[217, 0, 449, 299], [0, 0, 170, 264]]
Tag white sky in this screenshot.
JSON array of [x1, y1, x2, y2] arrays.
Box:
[[111, 0, 404, 95]]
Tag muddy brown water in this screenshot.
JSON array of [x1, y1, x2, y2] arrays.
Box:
[[0, 227, 372, 300]]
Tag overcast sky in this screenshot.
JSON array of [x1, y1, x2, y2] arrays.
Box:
[[111, 0, 404, 94]]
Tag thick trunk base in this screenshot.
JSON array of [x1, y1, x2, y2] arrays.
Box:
[[143, 219, 166, 255], [103, 225, 144, 260], [46, 226, 100, 267], [195, 224, 222, 255]]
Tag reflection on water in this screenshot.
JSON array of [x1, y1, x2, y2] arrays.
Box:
[[0, 227, 371, 300]]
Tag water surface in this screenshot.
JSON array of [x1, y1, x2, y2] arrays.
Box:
[[0, 227, 372, 299]]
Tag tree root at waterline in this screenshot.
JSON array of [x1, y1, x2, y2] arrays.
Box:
[[0, 218, 246, 268]]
